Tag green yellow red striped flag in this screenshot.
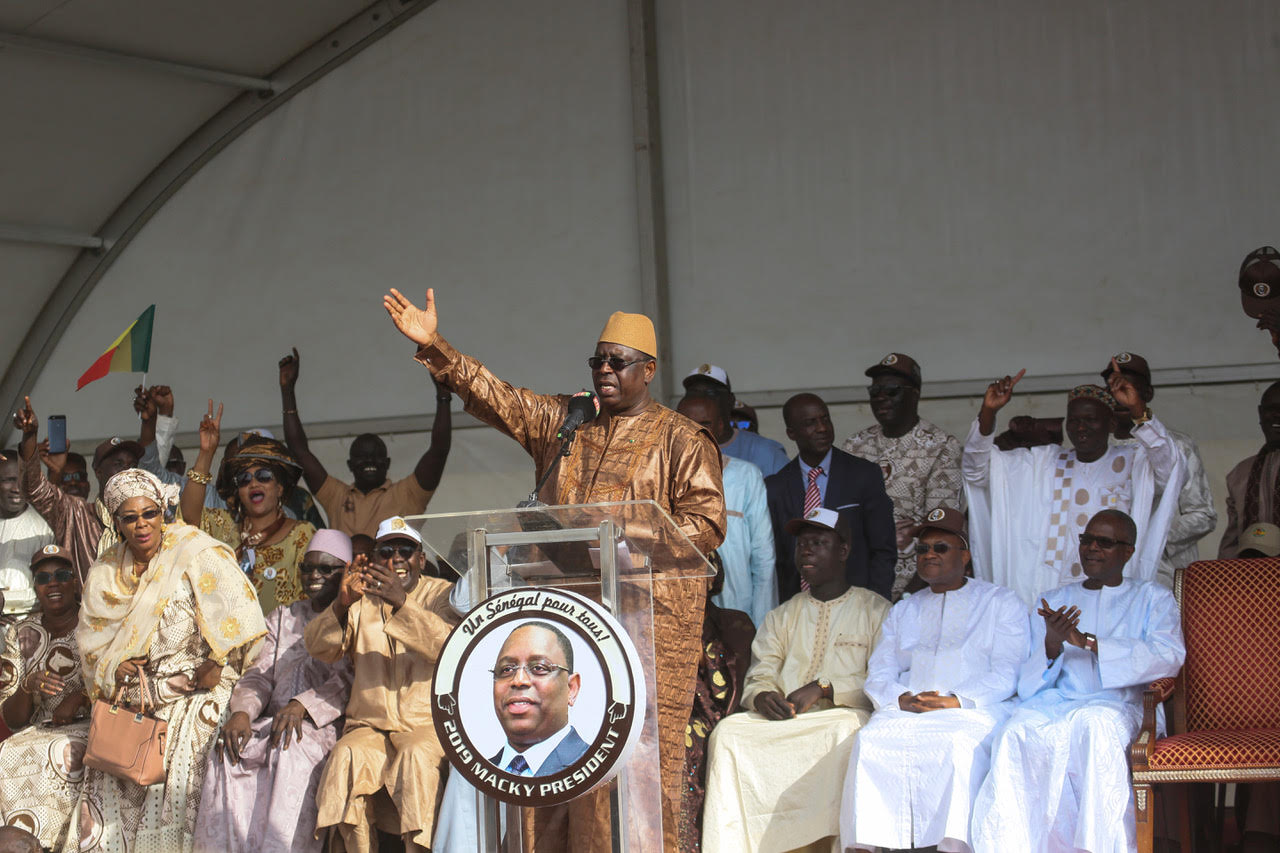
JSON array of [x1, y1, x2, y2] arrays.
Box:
[[76, 305, 155, 390]]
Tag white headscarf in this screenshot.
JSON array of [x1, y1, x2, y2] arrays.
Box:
[[102, 468, 179, 517]]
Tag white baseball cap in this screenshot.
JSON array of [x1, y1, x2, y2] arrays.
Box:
[[374, 516, 423, 545], [783, 507, 847, 540], [683, 363, 731, 390]]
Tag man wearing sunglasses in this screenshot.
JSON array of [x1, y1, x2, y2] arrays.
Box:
[[197, 529, 354, 853], [842, 353, 964, 601], [384, 289, 724, 852], [0, 450, 54, 616], [47, 453, 91, 502], [840, 507, 1029, 853], [306, 515, 459, 853], [961, 364, 1185, 606], [973, 509, 1185, 852]]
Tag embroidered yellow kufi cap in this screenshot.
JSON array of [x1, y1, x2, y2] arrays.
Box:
[[598, 311, 657, 359]]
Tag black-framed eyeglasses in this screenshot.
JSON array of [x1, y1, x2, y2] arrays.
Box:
[[60, 472, 87, 483], [117, 508, 162, 525], [867, 384, 914, 399], [587, 355, 650, 372], [35, 567, 75, 585], [914, 541, 960, 555], [235, 468, 277, 487], [299, 562, 344, 575], [1079, 533, 1133, 549], [377, 543, 420, 560], [490, 662, 571, 681]]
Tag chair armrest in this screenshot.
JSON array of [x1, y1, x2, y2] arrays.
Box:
[[1129, 679, 1177, 771], [1148, 677, 1176, 703]]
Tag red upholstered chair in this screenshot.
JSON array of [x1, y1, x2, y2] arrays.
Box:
[[1130, 558, 1280, 853]]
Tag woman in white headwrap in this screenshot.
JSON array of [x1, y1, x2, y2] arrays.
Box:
[[64, 469, 267, 853]]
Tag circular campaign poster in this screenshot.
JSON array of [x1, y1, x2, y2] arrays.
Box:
[[432, 587, 646, 807]]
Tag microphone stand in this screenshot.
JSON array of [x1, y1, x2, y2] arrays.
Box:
[[517, 432, 576, 508]]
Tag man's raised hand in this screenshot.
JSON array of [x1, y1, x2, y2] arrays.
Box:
[[199, 400, 223, 454], [1106, 359, 1145, 419], [150, 386, 175, 418], [279, 347, 300, 389], [982, 369, 1026, 414], [383, 288, 438, 347], [13, 396, 37, 437]]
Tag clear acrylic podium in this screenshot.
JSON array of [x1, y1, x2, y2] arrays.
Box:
[[408, 500, 714, 853]]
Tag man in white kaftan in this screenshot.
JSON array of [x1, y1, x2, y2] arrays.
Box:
[[702, 508, 890, 853], [971, 510, 1185, 853], [840, 507, 1028, 853], [962, 369, 1185, 606]]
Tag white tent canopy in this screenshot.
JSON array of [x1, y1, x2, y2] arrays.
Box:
[[4, 1, 1278, 535]]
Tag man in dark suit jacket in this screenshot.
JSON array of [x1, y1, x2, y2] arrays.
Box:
[[489, 725, 590, 777], [766, 393, 896, 601]]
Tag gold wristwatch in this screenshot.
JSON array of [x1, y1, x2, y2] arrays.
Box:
[[1132, 407, 1153, 427]]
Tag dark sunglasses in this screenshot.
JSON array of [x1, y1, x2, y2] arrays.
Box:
[[1079, 533, 1133, 550], [867, 384, 914, 399], [377, 543, 420, 560], [235, 468, 277, 487], [299, 562, 344, 575], [914, 541, 961, 555], [587, 355, 650, 372], [117, 508, 162, 525], [35, 567, 75, 585]]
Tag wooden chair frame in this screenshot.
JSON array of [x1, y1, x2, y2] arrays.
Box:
[[1129, 562, 1280, 853]]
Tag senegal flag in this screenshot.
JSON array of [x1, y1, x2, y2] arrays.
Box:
[[76, 305, 155, 390]]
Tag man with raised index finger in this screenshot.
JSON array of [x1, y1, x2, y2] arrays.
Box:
[[961, 363, 1185, 605], [383, 287, 725, 853]]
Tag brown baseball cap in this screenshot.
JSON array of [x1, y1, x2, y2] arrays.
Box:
[[1100, 352, 1151, 385], [909, 506, 968, 548], [1240, 246, 1280, 320], [92, 436, 144, 469], [30, 543, 73, 571], [865, 353, 922, 388]]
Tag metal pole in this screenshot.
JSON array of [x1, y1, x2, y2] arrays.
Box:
[[0, 31, 276, 92], [467, 528, 504, 852], [625, 0, 673, 402], [597, 520, 630, 853], [0, 222, 108, 250]]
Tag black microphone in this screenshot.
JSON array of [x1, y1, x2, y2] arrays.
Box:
[[557, 391, 600, 440]]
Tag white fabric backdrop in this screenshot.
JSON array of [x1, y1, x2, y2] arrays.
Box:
[[18, 0, 1280, 531]]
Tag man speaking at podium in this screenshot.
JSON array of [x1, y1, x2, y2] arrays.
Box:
[[384, 288, 726, 852]]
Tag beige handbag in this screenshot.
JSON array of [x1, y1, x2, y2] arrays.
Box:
[[84, 670, 168, 786]]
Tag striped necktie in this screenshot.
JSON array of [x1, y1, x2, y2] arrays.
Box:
[[800, 466, 823, 590], [507, 754, 530, 775]]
